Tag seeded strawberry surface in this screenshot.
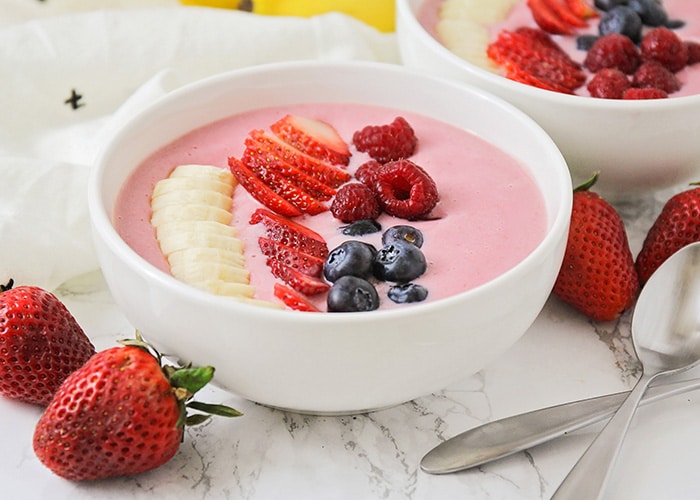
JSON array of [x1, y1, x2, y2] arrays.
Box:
[[553, 188, 639, 322], [0, 284, 95, 406], [33, 346, 182, 481], [636, 186, 700, 285]]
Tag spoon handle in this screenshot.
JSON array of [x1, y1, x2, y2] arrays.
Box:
[[420, 377, 700, 474], [551, 372, 656, 500]]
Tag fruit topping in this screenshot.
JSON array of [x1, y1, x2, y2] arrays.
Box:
[[628, 0, 668, 27], [622, 87, 668, 98], [526, 0, 588, 35], [0, 280, 96, 406], [552, 173, 639, 321], [258, 237, 325, 277], [352, 116, 418, 164], [323, 241, 377, 282], [341, 218, 382, 236], [587, 67, 631, 98], [388, 283, 429, 304], [371, 159, 439, 220], [270, 114, 351, 166], [382, 225, 425, 248], [273, 283, 321, 312], [687, 41, 700, 65], [266, 259, 331, 296], [373, 241, 428, 283], [632, 61, 681, 93], [599, 5, 643, 42], [327, 276, 380, 312], [566, 0, 599, 19], [487, 28, 586, 93], [640, 26, 688, 73], [250, 208, 328, 259], [584, 33, 640, 73], [354, 159, 382, 186], [330, 182, 381, 223]]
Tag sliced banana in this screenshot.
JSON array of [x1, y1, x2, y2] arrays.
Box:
[[150, 164, 276, 306], [437, 0, 519, 72]]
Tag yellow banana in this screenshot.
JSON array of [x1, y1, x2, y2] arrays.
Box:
[[179, 0, 395, 32]]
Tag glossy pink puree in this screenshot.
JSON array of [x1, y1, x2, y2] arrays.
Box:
[[114, 103, 547, 311], [418, 0, 700, 97]]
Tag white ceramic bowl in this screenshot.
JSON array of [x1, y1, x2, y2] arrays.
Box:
[[89, 61, 571, 414], [396, 0, 700, 199]]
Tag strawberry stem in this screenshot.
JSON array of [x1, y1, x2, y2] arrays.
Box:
[[0, 278, 14, 292], [573, 171, 600, 193]]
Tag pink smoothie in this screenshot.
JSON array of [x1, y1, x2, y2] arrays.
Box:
[[114, 103, 547, 311], [418, 0, 700, 97]]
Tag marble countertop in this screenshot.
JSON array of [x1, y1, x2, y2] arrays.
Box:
[[4, 187, 700, 499]]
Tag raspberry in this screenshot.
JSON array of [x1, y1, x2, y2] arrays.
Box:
[[640, 27, 688, 73], [371, 159, 439, 220], [587, 68, 631, 99], [352, 117, 418, 164], [686, 41, 700, 65], [584, 33, 641, 74], [354, 159, 381, 187], [330, 183, 381, 223], [622, 87, 668, 100], [632, 61, 681, 94]]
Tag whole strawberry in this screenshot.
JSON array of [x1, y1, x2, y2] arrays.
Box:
[[0, 280, 95, 406], [33, 334, 241, 481], [553, 174, 639, 321], [636, 185, 700, 285]]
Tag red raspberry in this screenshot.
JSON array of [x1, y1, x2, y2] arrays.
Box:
[[371, 159, 439, 220], [352, 117, 418, 164], [354, 159, 381, 187], [587, 68, 631, 99], [622, 87, 668, 100], [684, 41, 700, 66], [640, 27, 688, 73], [584, 33, 641, 74], [330, 183, 381, 223], [632, 61, 681, 94]]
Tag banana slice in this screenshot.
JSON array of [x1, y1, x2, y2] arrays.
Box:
[[437, 0, 519, 72], [150, 164, 278, 306]]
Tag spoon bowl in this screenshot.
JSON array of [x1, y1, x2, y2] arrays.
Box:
[[553, 242, 700, 499]]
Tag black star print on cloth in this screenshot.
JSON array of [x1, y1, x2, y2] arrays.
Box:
[[64, 89, 84, 110]]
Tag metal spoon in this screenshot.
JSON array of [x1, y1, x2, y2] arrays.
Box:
[[552, 242, 700, 499]]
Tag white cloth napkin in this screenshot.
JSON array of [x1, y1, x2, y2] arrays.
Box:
[[0, 4, 399, 291]]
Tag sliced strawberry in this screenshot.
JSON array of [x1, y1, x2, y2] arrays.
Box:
[[249, 208, 329, 259], [526, 0, 575, 35], [245, 161, 327, 216], [270, 114, 351, 166], [565, 0, 598, 19], [543, 0, 587, 28], [266, 259, 330, 296], [258, 236, 325, 277], [273, 283, 321, 312], [248, 130, 351, 188], [228, 157, 303, 217], [243, 139, 336, 201]]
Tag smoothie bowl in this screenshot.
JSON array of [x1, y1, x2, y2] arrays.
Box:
[[88, 61, 572, 414], [396, 0, 700, 198]]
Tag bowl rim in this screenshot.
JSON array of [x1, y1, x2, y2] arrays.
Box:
[[395, 0, 700, 109], [88, 59, 572, 323]]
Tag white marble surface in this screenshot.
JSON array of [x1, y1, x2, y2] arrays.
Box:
[[4, 188, 700, 499]]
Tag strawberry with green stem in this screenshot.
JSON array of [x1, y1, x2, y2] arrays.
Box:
[[552, 173, 639, 322], [33, 332, 241, 481]]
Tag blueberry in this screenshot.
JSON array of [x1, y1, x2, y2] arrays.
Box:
[[341, 218, 382, 237], [373, 241, 427, 283], [327, 276, 380, 312], [382, 225, 424, 248], [628, 0, 667, 27], [388, 283, 429, 304], [576, 34, 600, 51], [594, 0, 628, 11], [324, 240, 377, 282], [664, 19, 685, 30], [599, 6, 643, 43]]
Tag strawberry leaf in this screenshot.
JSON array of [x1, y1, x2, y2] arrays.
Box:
[[188, 401, 244, 418], [169, 365, 215, 394]]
